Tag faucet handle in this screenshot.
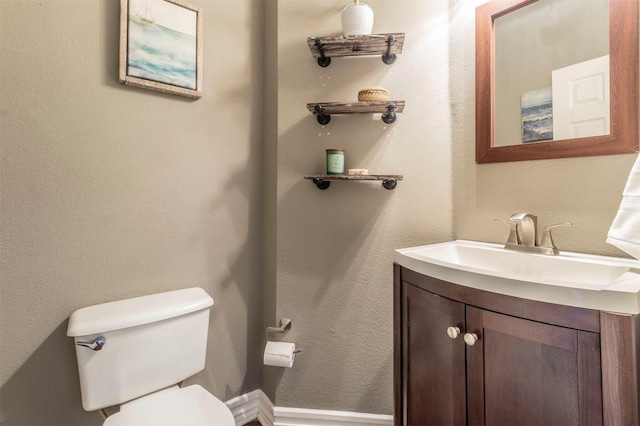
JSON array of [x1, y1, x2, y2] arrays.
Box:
[[539, 222, 572, 254], [494, 219, 520, 245]]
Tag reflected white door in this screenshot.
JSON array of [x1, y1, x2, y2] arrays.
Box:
[[552, 55, 610, 140]]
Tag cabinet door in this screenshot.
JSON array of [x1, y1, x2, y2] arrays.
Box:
[[401, 283, 466, 426], [465, 306, 603, 426]]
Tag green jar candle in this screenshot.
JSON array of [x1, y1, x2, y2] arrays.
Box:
[[326, 149, 345, 174]]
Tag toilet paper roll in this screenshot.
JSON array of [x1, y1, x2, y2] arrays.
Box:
[[263, 341, 296, 368]]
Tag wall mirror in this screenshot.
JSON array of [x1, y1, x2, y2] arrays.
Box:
[[476, 0, 638, 163]]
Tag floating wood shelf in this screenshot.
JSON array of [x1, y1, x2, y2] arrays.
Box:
[[306, 101, 405, 125], [307, 33, 405, 67], [304, 174, 403, 190]]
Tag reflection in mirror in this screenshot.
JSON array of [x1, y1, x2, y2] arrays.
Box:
[[494, 0, 609, 146], [476, 0, 638, 163]]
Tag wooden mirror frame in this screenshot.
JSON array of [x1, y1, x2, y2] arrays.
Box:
[[476, 0, 639, 163]]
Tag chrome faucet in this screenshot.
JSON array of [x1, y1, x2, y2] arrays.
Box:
[[496, 213, 571, 255], [509, 213, 538, 247]]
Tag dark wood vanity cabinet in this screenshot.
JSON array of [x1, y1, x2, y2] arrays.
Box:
[[400, 282, 466, 425], [394, 264, 640, 426]]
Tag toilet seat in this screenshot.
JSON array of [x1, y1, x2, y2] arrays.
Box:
[[103, 385, 235, 426]]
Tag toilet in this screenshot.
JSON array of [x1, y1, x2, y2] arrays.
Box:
[[67, 287, 236, 426]]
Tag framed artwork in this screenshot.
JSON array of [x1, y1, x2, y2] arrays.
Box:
[[119, 0, 203, 99], [521, 86, 553, 143]]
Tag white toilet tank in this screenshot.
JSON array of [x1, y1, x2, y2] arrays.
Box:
[[67, 288, 214, 411]]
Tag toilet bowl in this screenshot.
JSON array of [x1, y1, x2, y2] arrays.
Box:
[[103, 385, 235, 426], [67, 288, 235, 425]]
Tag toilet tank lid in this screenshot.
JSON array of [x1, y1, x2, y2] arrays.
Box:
[[67, 287, 213, 337]]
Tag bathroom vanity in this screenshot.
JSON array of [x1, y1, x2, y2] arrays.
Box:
[[393, 242, 640, 426]]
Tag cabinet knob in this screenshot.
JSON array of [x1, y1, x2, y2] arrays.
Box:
[[446, 326, 461, 339], [464, 332, 478, 346]]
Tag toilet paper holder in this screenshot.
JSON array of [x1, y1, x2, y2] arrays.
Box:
[[266, 318, 292, 339], [266, 318, 301, 353]]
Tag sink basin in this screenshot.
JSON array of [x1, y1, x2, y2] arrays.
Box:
[[396, 240, 639, 289], [395, 240, 640, 313]]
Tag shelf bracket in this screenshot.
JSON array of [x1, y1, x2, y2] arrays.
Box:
[[382, 178, 398, 190], [307, 176, 400, 190], [314, 39, 331, 67], [314, 105, 331, 125], [382, 103, 397, 124], [382, 34, 397, 65], [312, 177, 331, 190]]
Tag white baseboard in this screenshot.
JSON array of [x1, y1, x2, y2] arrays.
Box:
[[225, 389, 275, 426], [273, 407, 393, 426], [226, 391, 393, 426]]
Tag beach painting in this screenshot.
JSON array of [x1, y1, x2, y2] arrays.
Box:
[[521, 86, 553, 143], [119, 0, 202, 99]]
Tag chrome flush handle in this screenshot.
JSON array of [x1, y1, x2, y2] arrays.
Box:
[[76, 336, 106, 351]]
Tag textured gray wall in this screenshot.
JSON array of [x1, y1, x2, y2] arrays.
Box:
[[452, 0, 640, 255], [269, 0, 639, 413], [270, 0, 454, 413], [2, 0, 638, 423], [0, 1, 264, 424]]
